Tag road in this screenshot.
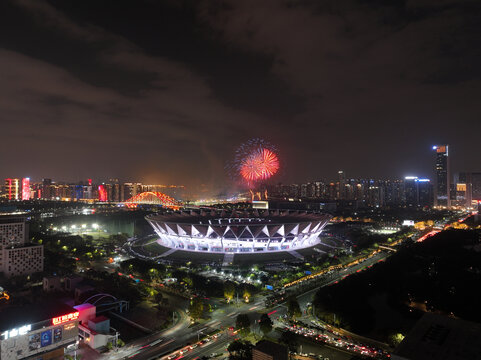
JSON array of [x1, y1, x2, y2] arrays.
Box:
[[107, 250, 390, 360]]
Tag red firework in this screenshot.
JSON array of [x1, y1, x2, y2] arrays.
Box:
[[240, 148, 280, 182]]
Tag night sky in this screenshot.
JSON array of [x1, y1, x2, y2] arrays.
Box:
[[1, 0, 480, 190]]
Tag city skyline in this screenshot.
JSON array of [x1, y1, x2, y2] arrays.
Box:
[[0, 143, 475, 188], [1, 1, 481, 186], [1, 2, 481, 360]]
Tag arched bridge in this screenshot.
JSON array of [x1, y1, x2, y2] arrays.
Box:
[[124, 191, 182, 209]]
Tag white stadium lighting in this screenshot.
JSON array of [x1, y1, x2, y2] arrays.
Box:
[[146, 209, 331, 254]]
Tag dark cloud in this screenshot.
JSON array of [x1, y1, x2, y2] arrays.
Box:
[[0, 0, 480, 193]]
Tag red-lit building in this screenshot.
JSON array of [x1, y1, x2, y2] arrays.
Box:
[[3, 179, 20, 200], [21, 178, 30, 201], [98, 185, 108, 202]]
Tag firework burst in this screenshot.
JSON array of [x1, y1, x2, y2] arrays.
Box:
[[231, 138, 280, 186]]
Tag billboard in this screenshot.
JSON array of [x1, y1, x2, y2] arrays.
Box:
[[52, 311, 79, 325], [53, 327, 63, 343], [41, 330, 52, 347], [28, 333, 41, 351]]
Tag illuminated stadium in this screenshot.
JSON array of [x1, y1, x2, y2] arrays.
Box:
[[146, 209, 331, 253]]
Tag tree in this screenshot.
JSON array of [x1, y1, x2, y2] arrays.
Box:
[[235, 313, 251, 336], [153, 291, 164, 308], [224, 281, 236, 303], [287, 297, 302, 320], [227, 340, 253, 360], [183, 276, 193, 288], [189, 297, 204, 321], [389, 333, 405, 347], [259, 313, 273, 336]]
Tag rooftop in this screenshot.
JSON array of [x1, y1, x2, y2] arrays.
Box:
[[253, 340, 288, 360], [89, 315, 108, 324], [393, 313, 481, 360], [148, 209, 330, 225], [0, 301, 76, 332]]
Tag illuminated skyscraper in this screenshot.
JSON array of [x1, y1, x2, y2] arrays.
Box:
[[4, 179, 20, 200], [433, 145, 450, 207], [21, 178, 30, 200], [98, 185, 108, 202], [338, 170, 346, 199]]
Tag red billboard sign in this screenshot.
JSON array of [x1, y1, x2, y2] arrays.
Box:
[[52, 311, 79, 325]]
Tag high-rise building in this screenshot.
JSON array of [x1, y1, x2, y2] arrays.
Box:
[[41, 178, 53, 199], [0, 216, 43, 277], [21, 178, 30, 201], [472, 173, 481, 202], [404, 177, 418, 206], [98, 185, 108, 202], [338, 170, 346, 199], [403, 177, 433, 207], [433, 145, 450, 207], [416, 179, 433, 207], [4, 178, 20, 200]]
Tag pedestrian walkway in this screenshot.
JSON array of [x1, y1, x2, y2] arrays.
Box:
[[222, 253, 234, 266], [157, 248, 177, 258], [288, 250, 304, 260]]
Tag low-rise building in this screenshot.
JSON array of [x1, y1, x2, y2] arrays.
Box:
[[0, 302, 79, 360], [392, 313, 481, 360], [2, 244, 43, 277], [253, 340, 288, 360], [43, 276, 62, 293], [74, 304, 119, 350], [0, 216, 43, 277]]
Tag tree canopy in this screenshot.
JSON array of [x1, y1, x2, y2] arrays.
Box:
[[259, 313, 273, 336], [235, 313, 251, 336]]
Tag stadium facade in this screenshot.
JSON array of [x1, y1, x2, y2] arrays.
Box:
[[146, 209, 331, 253]]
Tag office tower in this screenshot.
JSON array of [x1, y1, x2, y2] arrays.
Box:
[[433, 145, 450, 207], [21, 178, 30, 200], [416, 179, 433, 207], [122, 183, 142, 201], [472, 173, 481, 202], [403, 177, 432, 207], [98, 185, 108, 202], [338, 170, 346, 199], [384, 180, 404, 205], [4, 179, 20, 200], [368, 180, 384, 207], [314, 181, 325, 198], [404, 177, 418, 206], [41, 178, 52, 199]]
